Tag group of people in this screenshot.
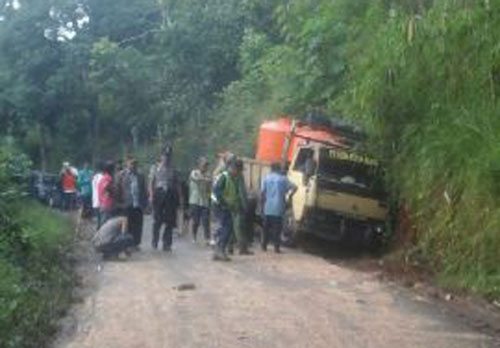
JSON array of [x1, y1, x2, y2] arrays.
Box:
[[87, 143, 298, 262]]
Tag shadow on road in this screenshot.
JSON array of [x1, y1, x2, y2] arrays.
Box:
[[287, 234, 385, 274]]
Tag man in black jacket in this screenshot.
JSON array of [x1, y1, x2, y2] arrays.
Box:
[[117, 157, 148, 249]]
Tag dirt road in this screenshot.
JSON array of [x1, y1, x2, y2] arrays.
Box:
[[56, 219, 499, 348]]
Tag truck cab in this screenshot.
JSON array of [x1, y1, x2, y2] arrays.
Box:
[[284, 143, 387, 246]]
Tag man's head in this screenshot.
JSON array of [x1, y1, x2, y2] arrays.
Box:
[[104, 160, 115, 175], [227, 158, 240, 177], [271, 162, 282, 173], [96, 161, 105, 173], [198, 156, 209, 172], [162, 143, 173, 164], [126, 157, 137, 172], [115, 159, 123, 171]]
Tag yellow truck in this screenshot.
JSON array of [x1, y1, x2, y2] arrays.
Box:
[[241, 118, 388, 248]]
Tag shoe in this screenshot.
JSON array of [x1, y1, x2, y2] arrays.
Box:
[[118, 251, 129, 260], [274, 248, 281, 254], [209, 239, 216, 246], [213, 253, 231, 262], [163, 245, 172, 252], [227, 248, 234, 255], [261, 245, 267, 252], [152, 242, 158, 250]]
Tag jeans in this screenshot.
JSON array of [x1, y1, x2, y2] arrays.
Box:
[[96, 234, 134, 258], [263, 215, 283, 251], [215, 207, 233, 252], [95, 209, 102, 230], [126, 207, 144, 246], [191, 205, 210, 241], [100, 209, 114, 227], [62, 192, 76, 211]]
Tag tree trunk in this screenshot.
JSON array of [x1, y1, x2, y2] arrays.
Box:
[[39, 123, 47, 172]]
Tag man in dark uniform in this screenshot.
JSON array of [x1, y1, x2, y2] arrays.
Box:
[[149, 144, 183, 251]]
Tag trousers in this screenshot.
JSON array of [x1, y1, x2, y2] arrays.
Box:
[[152, 188, 178, 248], [263, 215, 283, 251], [96, 234, 134, 258], [191, 205, 210, 241], [215, 207, 233, 252], [126, 206, 144, 246]]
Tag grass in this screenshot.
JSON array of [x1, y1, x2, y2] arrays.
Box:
[[0, 201, 75, 348]]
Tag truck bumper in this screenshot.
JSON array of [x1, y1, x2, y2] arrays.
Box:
[[300, 208, 385, 242]]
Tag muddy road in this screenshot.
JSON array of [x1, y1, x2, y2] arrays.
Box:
[[55, 218, 499, 348]]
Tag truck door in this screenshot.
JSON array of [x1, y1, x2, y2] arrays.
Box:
[[288, 147, 316, 222]]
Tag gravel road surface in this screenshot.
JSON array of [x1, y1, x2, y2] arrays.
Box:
[[56, 218, 499, 348]]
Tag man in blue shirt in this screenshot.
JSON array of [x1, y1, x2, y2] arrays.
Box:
[[261, 162, 297, 253]]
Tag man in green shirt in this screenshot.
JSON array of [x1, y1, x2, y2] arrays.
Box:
[[211, 159, 250, 261]]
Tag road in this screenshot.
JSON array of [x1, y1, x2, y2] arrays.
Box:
[[56, 218, 498, 348]]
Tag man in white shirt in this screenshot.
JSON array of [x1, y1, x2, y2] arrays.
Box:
[[189, 157, 211, 244], [92, 162, 104, 229]]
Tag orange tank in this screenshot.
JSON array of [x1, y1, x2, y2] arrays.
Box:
[[255, 118, 292, 162], [255, 117, 342, 163]]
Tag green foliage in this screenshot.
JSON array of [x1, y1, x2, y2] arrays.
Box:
[[2, 0, 500, 300], [0, 202, 74, 348], [339, 0, 500, 297], [0, 142, 74, 348], [209, 0, 500, 298]]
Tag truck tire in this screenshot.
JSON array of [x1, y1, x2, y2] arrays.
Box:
[[281, 209, 301, 247]]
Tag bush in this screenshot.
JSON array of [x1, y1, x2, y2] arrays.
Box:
[[341, 0, 500, 298], [0, 141, 75, 348], [0, 201, 74, 348]]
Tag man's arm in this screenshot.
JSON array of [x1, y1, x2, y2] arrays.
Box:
[[120, 216, 128, 235], [148, 165, 155, 202], [288, 180, 298, 196], [260, 178, 267, 215], [212, 174, 226, 207]]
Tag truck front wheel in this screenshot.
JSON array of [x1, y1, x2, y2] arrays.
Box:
[[281, 209, 301, 247]]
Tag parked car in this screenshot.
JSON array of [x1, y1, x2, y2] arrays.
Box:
[[29, 171, 62, 208]]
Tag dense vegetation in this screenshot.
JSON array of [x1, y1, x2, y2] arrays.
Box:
[[1, 0, 500, 305], [0, 141, 75, 348]]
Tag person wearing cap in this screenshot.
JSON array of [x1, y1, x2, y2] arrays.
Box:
[[149, 144, 183, 251], [227, 159, 252, 255], [211, 158, 247, 261], [189, 157, 212, 244], [116, 157, 148, 249]]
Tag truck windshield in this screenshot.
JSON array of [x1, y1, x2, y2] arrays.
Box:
[[318, 148, 385, 199]]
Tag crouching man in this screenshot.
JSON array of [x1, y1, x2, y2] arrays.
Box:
[[93, 216, 135, 260]]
